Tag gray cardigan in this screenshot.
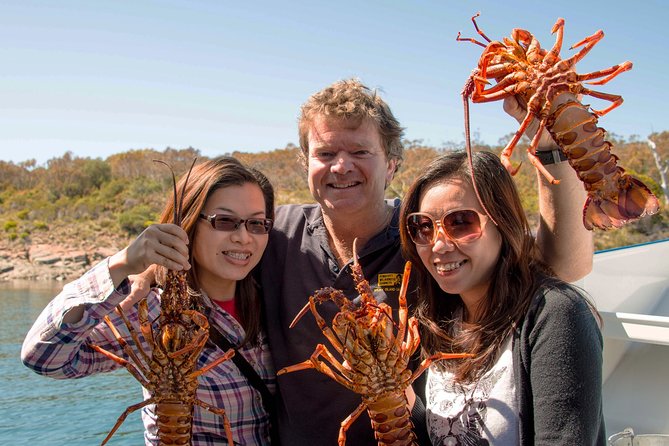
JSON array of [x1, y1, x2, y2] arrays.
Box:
[[514, 284, 606, 445]]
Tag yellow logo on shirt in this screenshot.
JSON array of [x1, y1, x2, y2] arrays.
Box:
[[377, 273, 402, 290]]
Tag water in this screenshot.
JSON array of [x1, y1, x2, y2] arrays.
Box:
[[0, 281, 144, 445]]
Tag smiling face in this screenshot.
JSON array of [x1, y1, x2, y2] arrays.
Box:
[[416, 178, 502, 312], [306, 115, 396, 219], [192, 182, 269, 300]]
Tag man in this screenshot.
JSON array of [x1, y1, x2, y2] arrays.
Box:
[[259, 78, 593, 445]]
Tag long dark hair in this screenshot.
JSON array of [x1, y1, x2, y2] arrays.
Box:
[[399, 150, 553, 382], [157, 156, 274, 346]]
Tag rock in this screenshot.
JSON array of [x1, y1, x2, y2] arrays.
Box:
[[62, 250, 89, 265], [34, 255, 62, 265], [92, 247, 118, 261], [29, 244, 62, 262]]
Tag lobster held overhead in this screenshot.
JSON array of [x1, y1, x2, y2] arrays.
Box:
[[458, 13, 660, 230]]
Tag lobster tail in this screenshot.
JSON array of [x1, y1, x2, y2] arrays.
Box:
[[548, 100, 660, 230], [583, 173, 660, 230], [155, 402, 194, 445]]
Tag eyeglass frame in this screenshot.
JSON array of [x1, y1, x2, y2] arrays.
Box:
[[405, 209, 490, 246], [198, 213, 274, 234]]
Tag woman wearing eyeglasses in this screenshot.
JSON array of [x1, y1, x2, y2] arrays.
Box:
[[399, 151, 605, 445], [22, 157, 276, 445]]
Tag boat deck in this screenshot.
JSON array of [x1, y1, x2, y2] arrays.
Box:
[[580, 239, 669, 436]]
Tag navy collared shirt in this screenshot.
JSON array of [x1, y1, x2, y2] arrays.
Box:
[[259, 199, 418, 446]]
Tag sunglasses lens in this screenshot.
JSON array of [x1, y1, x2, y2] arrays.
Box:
[[442, 210, 482, 241], [407, 214, 436, 245], [407, 210, 483, 245], [245, 218, 273, 234], [212, 216, 241, 231], [204, 214, 273, 234]]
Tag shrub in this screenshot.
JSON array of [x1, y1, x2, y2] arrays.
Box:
[[118, 205, 157, 236], [4, 220, 17, 232]]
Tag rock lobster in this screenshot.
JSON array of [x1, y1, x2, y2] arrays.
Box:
[[458, 13, 660, 230], [88, 160, 237, 446], [278, 242, 471, 446]]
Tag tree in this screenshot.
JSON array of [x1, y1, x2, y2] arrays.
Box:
[[646, 137, 669, 205]]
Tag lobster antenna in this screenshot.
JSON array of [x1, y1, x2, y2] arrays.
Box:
[[177, 158, 198, 225], [153, 160, 178, 225], [462, 77, 498, 227], [153, 158, 198, 226]]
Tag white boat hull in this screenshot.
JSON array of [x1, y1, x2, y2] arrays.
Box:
[[580, 239, 669, 437]]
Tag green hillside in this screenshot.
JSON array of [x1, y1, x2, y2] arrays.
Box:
[[1, 133, 668, 255]]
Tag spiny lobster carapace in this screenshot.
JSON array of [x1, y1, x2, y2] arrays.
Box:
[[278, 241, 471, 446], [458, 13, 660, 230], [88, 159, 237, 446]]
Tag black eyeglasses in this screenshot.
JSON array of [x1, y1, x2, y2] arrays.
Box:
[[406, 209, 488, 246], [199, 213, 273, 234]]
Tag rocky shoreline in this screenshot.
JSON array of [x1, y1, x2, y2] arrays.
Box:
[[0, 242, 122, 282]]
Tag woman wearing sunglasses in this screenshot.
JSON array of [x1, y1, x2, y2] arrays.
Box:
[[399, 151, 605, 445], [22, 157, 276, 445]]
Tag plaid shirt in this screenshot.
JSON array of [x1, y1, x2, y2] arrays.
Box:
[[21, 259, 275, 445]]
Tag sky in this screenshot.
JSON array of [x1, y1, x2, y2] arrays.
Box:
[[0, 0, 667, 166]]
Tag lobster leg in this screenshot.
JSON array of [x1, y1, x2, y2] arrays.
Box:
[[480, 61, 516, 79], [476, 71, 527, 96], [113, 305, 153, 366], [526, 117, 561, 184], [137, 299, 155, 350], [393, 262, 412, 356], [278, 344, 359, 391], [338, 402, 369, 446], [87, 343, 152, 388], [101, 397, 155, 446], [455, 12, 490, 48], [408, 352, 474, 385], [539, 18, 565, 69], [167, 310, 210, 358], [190, 348, 236, 378], [470, 11, 492, 44], [295, 296, 347, 352], [512, 28, 544, 64], [557, 29, 604, 71], [500, 108, 535, 175], [579, 61, 633, 86], [194, 398, 235, 446], [456, 31, 486, 48], [100, 315, 151, 377], [579, 87, 624, 117]]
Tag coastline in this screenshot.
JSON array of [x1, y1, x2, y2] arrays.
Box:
[[0, 229, 125, 282]]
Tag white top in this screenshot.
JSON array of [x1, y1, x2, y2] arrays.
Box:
[[426, 337, 520, 445]]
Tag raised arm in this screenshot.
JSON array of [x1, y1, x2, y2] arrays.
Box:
[[504, 95, 593, 282], [21, 223, 189, 378]]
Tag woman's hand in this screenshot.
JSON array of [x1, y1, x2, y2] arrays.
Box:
[[502, 93, 578, 151], [109, 223, 190, 289]]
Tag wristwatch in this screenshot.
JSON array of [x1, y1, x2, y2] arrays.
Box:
[[535, 148, 568, 165]]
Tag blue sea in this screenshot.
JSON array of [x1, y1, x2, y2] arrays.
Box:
[[0, 281, 144, 445]]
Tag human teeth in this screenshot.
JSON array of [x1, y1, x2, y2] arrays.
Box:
[[436, 260, 465, 272], [331, 182, 357, 189], [224, 251, 250, 260]]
